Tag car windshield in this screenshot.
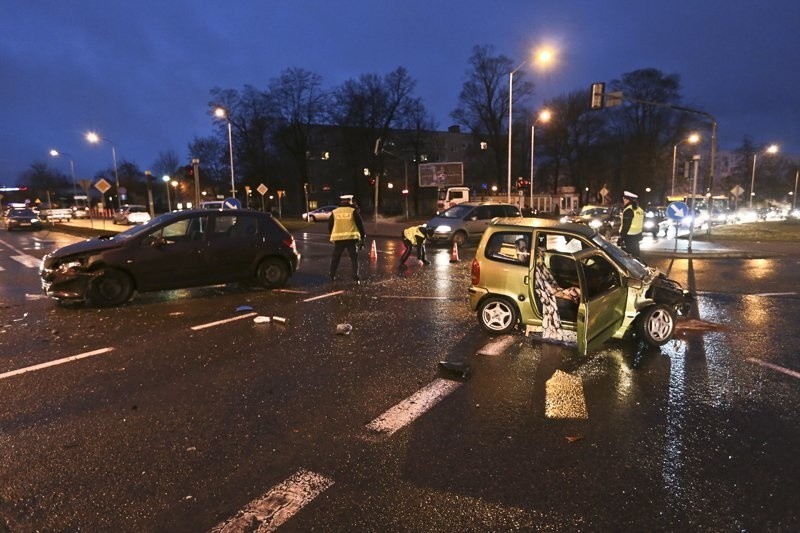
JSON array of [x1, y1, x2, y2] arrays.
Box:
[[437, 204, 474, 219], [127, 206, 147, 213], [12, 209, 37, 216], [591, 234, 650, 278]]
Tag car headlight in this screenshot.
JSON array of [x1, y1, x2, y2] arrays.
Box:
[[435, 225, 452, 234], [588, 219, 602, 229], [643, 220, 655, 230], [559, 216, 569, 223]]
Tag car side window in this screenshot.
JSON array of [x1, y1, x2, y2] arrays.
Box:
[[484, 231, 532, 265], [474, 206, 493, 220], [581, 255, 620, 299], [151, 218, 205, 243]]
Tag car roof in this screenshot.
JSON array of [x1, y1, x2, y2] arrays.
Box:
[[488, 217, 597, 237]]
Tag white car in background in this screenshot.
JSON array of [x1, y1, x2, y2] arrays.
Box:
[[302, 205, 337, 222], [112, 205, 151, 225]]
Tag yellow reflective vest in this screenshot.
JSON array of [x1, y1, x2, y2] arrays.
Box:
[[330, 206, 362, 241], [623, 204, 644, 235], [403, 225, 426, 242]]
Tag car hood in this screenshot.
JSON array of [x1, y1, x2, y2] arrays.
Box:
[[45, 235, 125, 261]]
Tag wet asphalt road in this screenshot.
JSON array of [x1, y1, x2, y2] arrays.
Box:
[[0, 226, 798, 531]]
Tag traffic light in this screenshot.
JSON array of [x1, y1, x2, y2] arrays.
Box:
[[516, 177, 524, 190]]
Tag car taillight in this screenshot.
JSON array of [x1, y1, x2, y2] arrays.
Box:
[[471, 258, 480, 285], [283, 236, 296, 251]]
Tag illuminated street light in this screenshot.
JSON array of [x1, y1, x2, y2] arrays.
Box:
[[162, 175, 172, 212], [86, 132, 121, 209], [49, 149, 78, 199], [671, 133, 700, 196], [507, 46, 557, 203], [529, 109, 552, 210], [749, 144, 779, 209], [213, 107, 236, 199]]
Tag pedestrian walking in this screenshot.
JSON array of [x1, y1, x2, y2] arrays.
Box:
[[618, 190, 644, 257], [400, 224, 432, 268], [328, 195, 366, 283]]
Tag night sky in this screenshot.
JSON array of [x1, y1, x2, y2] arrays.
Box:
[[2, 0, 799, 184]]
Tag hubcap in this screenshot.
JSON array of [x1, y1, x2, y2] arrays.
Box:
[[646, 308, 674, 341]]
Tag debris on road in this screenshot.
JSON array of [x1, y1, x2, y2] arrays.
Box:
[[272, 316, 287, 324], [236, 305, 254, 313], [253, 316, 271, 324], [438, 360, 471, 379], [335, 323, 353, 335]]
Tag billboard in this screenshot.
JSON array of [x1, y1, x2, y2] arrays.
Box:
[[418, 162, 464, 188]]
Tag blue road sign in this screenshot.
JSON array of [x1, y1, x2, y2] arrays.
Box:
[[666, 201, 689, 221], [223, 198, 241, 210]]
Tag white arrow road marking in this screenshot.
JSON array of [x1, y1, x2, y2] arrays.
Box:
[[11, 254, 40, 268], [212, 469, 334, 532]]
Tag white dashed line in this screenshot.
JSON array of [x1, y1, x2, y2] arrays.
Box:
[[0, 347, 115, 380], [212, 469, 334, 532], [747, 358, 800, 380], [476, 335, 517, 356], [11, 254, 40, 268], [751, 292, 798, 297], [365, 379, 462, 438], [190, 312, 257, 331], [303, 290, 344, 302]]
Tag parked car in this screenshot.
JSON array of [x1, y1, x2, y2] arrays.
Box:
[[561, 204, 622, 238], [113, 205, 151, 225], [40, 209, 301, 307], [468, 217, 692, 354], [425, 202, 522, 245], [5, 208, 43, 231], [301, 205, 337, 222], [643, 206, 668, 236], [72, 205, 90, 219]]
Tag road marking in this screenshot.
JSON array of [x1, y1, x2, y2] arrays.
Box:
[[191, 312, 257, 331], [274, 289, 309, 294], [0, 347, 114, 381], [11, 254, 40, 268], [477, 335, 517, 356], [751, 292, 798, 297], [380, 295, 454, 300], [545, 370, 588, 419], [747, 358, 800, 380], [303, 290, 344, 302], [365, 379, 462, 438], [212, 469, 334, 532]]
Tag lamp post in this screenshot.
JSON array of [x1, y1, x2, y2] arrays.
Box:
[[162, 175, 172, 212], [507, 46, 556, 203], [213, 107, 236, 199], [749, 144, 779, 209], [671, 133, 700, 197], [793, 169, 799, 211], [49, 149, 78, 199], [529, 109, 551, 211], [86, 132, 121, 209]]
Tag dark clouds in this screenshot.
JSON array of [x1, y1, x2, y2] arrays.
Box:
[[2, 0, 798, 183]]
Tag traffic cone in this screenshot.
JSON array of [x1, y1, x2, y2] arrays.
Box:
[[369, 239, 378, 261], [449, 241, 460, 263]]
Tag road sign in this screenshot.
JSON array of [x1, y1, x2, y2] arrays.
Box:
[[731, 185, 744, 198], [599, 186, 609, 199], [223, 197, 241, 210], [256, 183, 268, 196], [94, 178, 111, 193], [667, 201, 689, 221]]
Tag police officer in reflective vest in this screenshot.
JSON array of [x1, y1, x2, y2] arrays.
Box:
[[619, 190, 644, 257], [328, 195, 366, 282], [400, 224, 432, 268]]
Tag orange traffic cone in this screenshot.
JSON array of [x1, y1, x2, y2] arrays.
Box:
[[449, 241, 460, 263], [369, 239, 378, 261]]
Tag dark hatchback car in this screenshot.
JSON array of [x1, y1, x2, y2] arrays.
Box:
[[5, 208, 43, 231], [40, 209, 301, 307]]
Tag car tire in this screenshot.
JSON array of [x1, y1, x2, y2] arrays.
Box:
[[88, 268, 134, 307], [452, 230, 468, 246], [477, 296, 518, 334], [256, 258, 289, 289], [636, 304, 676, 347]]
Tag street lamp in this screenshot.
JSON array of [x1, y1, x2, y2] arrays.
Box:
[[213, 107, 236, 199], [749, 144, 779, 209], [529, 108, 552, 211], [86, 132, 121, 209], [49, 149, 78, 199], [162, 175, 172, 212], [671, 133, 700, 196], [507, 46, 556, 203]]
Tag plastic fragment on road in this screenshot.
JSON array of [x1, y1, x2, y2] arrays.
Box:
[[565, 435, 584, 443], [236, 305, 254, 313], [335, 323, 353, 335], [438, 360, 471, 379], [253, 316, 271, 324], [272, 316, 287, 324]]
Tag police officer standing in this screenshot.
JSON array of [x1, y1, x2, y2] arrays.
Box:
[[328, 195, 366, 283], [619, 190, 644, 257]]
